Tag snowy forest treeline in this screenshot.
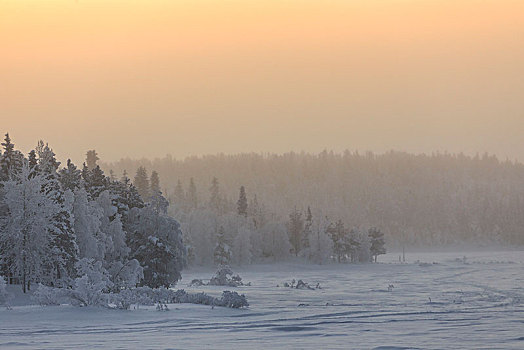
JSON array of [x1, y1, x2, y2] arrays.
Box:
[[102, 150, 524, 257], [0, 134, 185, 294]]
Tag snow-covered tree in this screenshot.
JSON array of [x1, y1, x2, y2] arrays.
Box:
[[84, 165, 109, 200], [0, 133, 23, 181], [127, 205, 186, 288], [209, 177, 222, 213], [134, 166, 150, 200], [96, 190, 129, 262], [368, 227, 386, 262], [85, 150, 99, 170], [287, 208, 304, 256], [1, 163, 57, 292], [59, 159, 82, 192], [214, 226, 231, 266], [307, 215, 333, 264], [72, 188, 104, 260], [150, 170, 160, 195], [328, 220, 349, 262], [301, 206, 313, 255], [237, 186, 248, 217]]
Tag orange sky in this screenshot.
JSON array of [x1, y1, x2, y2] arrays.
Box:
[[1, 0, 524, 164]]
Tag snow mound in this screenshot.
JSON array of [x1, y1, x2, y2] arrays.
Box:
[[190, 266, 250, 287]]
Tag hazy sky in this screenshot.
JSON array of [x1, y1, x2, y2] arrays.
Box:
[[2, 0, 523, 164]]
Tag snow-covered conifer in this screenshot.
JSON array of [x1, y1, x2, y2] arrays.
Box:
[[36, 141, 78, 284], [237, 186, 248, 217], [134, 166, 150, 200], [287, 208, 304, 257], [85, 150, 99, 170], [369, 227, 386, 262], [127, 205, 186, 288], [214, 226, 232, 266]]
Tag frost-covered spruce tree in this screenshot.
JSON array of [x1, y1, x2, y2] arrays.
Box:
[[59, 159, 82, 192], [127, 200, 186, 288], [1, 163, 57, 292], [85, 150, 99, 171], [209, 177, 222, 213], [110, 174, 144, 224], [214, 226, 231, 266], [150, 170, 160, 195], [237, 186, 248, 217], [36, 142, 78, 285], [84, 165, 109, 200], [328, 220, 350, 262], [287, 208, 304, 257], [134, 166, 150, 201], [0, 133, 23, 181], [368, 227, 386, 262], [301, 206, 313, 255]]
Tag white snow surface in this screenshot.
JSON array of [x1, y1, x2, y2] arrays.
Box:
[[1, 250, 524, 349]]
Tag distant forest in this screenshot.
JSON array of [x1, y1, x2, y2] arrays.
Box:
[[103, 151, 524, 251]]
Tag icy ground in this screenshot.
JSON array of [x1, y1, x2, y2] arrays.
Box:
[[1, 250, 524, 349]]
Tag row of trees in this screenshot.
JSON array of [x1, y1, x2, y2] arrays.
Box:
[[0, 134, 186, 292], [103, 151, 524, 247], [163, 175, 386, 266]]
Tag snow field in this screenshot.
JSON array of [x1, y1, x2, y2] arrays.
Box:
[[1, 250, 523, 349]]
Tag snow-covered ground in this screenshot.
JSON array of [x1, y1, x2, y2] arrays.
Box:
[[1, 250, 524, 349]]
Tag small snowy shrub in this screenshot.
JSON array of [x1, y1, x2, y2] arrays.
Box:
[[0, 278, 13, 306], [125, 287, 249, 308], [32, 284, 65, 306], [107, 259, 144, 291], [69, 259, 112, 307], [208, 266, 247, 287], [189, 279, 205, 287], [218, 291, 249, 308], [111, 289, 140, 310]]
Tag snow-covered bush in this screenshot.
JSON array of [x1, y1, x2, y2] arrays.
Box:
[[281, 279, 321, 290], [189, 279, 205, 287], [111, 289, 141, 310], [0, 277, 13, 306], [219, 291, 249, 308], [107, 259, 144, 291], [115, 286, 249, 308], [208, 266, 248, 287], [32, 284, 65, 306], [68, 258, 112, 307]]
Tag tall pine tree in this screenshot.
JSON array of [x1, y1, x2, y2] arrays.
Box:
[[237, 186, 248, 217]]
